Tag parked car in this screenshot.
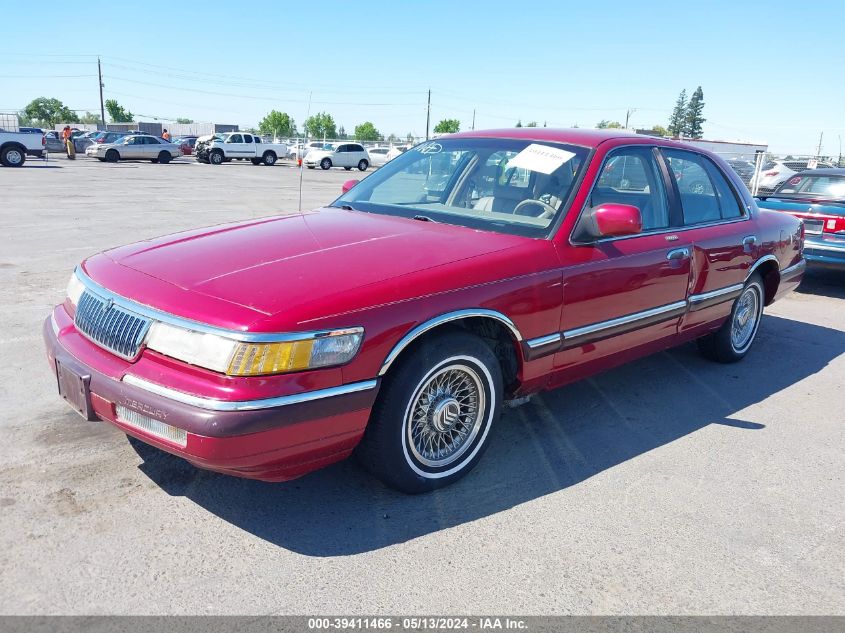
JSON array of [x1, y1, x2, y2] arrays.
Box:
[[85, 134, 182, 163], [44, 129, 804, 492], [726, 159, 757, 185], [174, 136, 198, 156], [750, 159, 836, 193], [73, 131, 102, 153], [289, 140, 328, 161], [91, 131, 128, 146], [756, 168, 845, 270], [44, 130, 66, 153], [366, 146, 392, 167], [0, 128, 45, 165], [194, 132, 287, 165], [304, 142, 370, 171]]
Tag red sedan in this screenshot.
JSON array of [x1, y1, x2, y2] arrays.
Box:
[[44, 129, 805, 493]]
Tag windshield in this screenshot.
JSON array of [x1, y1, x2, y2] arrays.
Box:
[[333, 138, 588, 237], [776, 174, 845, 199]]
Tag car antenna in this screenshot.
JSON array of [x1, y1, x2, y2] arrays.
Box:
[[298, 91, 312, 215]]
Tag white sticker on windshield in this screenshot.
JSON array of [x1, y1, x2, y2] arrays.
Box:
[[507, 144, 575, 175]]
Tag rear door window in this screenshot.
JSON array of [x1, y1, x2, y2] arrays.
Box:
[[664, 150, 743, 223]]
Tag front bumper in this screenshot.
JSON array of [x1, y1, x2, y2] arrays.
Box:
[[43, 309, 378, 481]]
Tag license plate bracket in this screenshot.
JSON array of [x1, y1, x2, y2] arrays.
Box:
[[56, 360, 95, 420]]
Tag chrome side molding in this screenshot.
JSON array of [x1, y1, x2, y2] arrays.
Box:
[[122, 374, 378, 412]]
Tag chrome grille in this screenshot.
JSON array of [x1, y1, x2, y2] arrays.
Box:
[[74, 290, 152, 360], [116, 405, 187, 447]]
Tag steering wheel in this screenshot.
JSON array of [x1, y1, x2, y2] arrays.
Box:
[[513, 198, 557, 219]]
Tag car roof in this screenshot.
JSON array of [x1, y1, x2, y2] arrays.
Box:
[[449, 127, 648, 148], [791, 167, 845, 176]]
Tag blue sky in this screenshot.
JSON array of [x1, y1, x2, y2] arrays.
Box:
[[2, 0, 843, 154]]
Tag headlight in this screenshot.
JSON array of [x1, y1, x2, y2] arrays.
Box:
[[66, 271, 86, 306], [146, 323, 363, 376], [146, 322, 239, 373]]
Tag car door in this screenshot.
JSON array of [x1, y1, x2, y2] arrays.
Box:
[[144, 136, 162, 158], [226, 133, 246, 157], [551, 145, 693, 377], [242, 134, 257, 157], [121, 136, 141, 159], [661, 149, 756, 334], [332, 144, 348, 167]]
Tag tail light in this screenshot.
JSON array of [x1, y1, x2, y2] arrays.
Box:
[[42, 136, 46, 146], [823, 216, 845, 234]]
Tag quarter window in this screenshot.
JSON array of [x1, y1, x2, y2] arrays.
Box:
[[591, 148, 670, 231]]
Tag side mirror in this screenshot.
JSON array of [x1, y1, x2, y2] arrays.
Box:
[[342, 179, 359, 194], [589, 203, 642, 238]]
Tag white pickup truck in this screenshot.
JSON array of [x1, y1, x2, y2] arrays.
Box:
[[194, 132, 287, 166], [0, 129, 45, 166]]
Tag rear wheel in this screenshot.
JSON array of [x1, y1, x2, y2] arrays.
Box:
[[1, 146, 25, 166], [263, 151, 277, 166], [105, 149, 119, 163], [320, 158, 332, 170], [356, 331, 502, 493], [158, 151, 171, 164], [250, 158, 262, 165], [344, 166, 352, 171], [697, 273, 764, 363], [357, 159, 369, 171]]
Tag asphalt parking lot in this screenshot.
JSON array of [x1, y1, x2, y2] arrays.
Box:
[[1, 155, 843, 615]]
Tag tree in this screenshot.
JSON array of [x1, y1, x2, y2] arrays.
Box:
[[354, 121, 381, 141], [79, 111, 102, 124], [22, 97, 78, 127], [433, 119, 460, 134], [105, 99, 133, 122], [258, 110, 295, 138], [684, 86, 705, 139], [667, 89, 687, 137], [649, 124, 669, 137], [515, 119, 523, 128], [596, 120, 623, 129], [337, 125, 347, 140], [387, 133, 399, 143], [526, 121, 538, 127], [176, 117, 194, 124], [304, 112, 337, 139], [406, 132, 415, 143]]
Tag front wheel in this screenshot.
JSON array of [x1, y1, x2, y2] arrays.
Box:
[[320, 158, 332, 170], [697, 273, 764, 363], [357, 159, 369, 171], [356, 331, 502, 493], [250, 158, 262, 165], [105, 149, 119, 163], [209, 150, 224, 165]]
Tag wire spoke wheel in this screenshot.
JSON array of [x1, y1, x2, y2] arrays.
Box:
[[406, 363, 485, 469], [731, 285, 761, 352]]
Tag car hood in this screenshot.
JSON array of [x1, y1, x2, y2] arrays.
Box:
[[88, 208, 526, 329]]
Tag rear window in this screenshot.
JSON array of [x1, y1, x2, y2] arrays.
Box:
[[777, 175, 845, 198]]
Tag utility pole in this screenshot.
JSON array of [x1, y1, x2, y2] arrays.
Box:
[[97, 57, 106, 127], [816, 131, 824, 157], [471, 109, 476, 131], [625, 107, 636, 129], [425, 89, 431, 140]]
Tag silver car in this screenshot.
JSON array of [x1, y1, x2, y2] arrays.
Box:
[[86, 134, 182, 163]]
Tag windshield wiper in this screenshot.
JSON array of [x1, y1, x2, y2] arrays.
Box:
[[412, 214, 437, 223]]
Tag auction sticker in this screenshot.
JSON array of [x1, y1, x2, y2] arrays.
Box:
[[507, 143, 575, 174]]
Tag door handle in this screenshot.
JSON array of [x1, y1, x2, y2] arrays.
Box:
[[742, 235, 758, 251], [666, 247, 690, 261]]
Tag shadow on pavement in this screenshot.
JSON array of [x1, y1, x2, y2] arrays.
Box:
[[797, 268, 845, 300], [130, 314, 845, 556]]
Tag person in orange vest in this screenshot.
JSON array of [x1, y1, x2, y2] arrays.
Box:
[[61, 125, 74, 159], [162, 129, 170, 141]]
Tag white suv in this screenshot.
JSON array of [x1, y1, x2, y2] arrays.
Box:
[[304, 142, 370, 171]]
